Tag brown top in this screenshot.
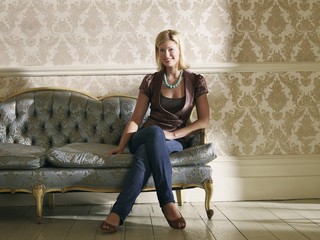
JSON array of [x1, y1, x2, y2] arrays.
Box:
[[139, 70, 208, 131]]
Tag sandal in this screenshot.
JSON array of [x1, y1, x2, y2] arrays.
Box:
[[100, 220, 118, 233]]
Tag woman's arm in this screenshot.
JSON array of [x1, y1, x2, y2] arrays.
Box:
[[107, 92, 149, 155], [163, 94, 210, 140]]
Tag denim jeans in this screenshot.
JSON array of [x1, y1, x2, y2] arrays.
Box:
[[110, 125, 188, 225]]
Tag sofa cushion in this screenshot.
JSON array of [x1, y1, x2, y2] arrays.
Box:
[[48, 143, 133, 168], [48, 142, 216, 169], [0, 143, 47, 169]]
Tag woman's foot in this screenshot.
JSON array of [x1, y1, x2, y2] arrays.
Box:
[[162, 203, 186, 229], [100, 212, 120, 233]]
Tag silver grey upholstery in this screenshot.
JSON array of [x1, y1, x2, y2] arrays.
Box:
[[0, 88, 216, 223]]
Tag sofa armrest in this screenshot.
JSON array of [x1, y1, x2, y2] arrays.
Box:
[[187, 128, 206, 146]]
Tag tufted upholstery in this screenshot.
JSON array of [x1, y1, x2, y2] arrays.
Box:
[[0, 88, 216, 223], [0, 90, 145, 149]]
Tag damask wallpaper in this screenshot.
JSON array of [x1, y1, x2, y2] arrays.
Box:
[[0, 0, 320, 158], [0, 0, 319, 66], [206, 71, 320, 156]]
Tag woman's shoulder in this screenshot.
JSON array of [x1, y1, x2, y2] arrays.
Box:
[[140, 71, 163, 97], [143, 70, 163, 81], [184, 69, 205, 82], [184, 69, 208, 97]]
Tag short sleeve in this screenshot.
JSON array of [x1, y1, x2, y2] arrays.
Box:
[[139, 74, 154, 98], [195, 74, 208, 99]]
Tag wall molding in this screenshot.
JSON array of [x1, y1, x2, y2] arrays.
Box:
[[0, 62, 319, 77]]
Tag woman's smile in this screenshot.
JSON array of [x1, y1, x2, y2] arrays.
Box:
[[159, 40, 180, 68]]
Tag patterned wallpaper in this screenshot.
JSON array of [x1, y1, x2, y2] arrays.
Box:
[[206, 71, 320, 156], [0, 0, 319, 66], [0, 0, 320, 157]]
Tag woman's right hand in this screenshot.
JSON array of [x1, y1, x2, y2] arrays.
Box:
[[107, 147, 123, 155]]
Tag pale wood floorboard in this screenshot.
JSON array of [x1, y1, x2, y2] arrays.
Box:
[[0, 200, 319, 240]]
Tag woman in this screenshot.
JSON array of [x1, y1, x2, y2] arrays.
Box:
[[100, 29, 209, 233]]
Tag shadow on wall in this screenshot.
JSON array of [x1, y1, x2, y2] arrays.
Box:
[[0, 69, 33, 100]]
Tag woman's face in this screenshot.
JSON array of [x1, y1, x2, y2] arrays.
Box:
[[158, 40, 180, 69]]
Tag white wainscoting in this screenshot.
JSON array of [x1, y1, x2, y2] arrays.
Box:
[[207, 154, 320, 201]]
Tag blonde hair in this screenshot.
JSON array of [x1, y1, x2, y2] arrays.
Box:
[[155, 30, 190, 71]]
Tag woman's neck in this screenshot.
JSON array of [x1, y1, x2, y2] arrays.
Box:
[[165, 67, 181, 79]]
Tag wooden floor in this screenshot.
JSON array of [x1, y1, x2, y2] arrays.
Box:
[[0, 200, 319, 240]]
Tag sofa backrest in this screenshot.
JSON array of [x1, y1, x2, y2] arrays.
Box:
[[0, 88, 148, 150]]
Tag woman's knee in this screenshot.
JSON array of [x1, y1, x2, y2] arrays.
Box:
[[129, 126, 165, 153], [146, 125, 165, 139]]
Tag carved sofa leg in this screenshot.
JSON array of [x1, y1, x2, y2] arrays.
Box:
[[32, 185, 45, 224], [176, 189, 184, 206], [204, 178, 214, 219]]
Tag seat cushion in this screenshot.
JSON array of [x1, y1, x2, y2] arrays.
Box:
[[48, 143, 133, 168], [0, 143, 47, 169]]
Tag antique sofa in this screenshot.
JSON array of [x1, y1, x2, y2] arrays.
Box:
[[0, 88, 216, 223]]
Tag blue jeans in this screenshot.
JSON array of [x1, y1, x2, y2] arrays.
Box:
[[110, 125, 188, 225]]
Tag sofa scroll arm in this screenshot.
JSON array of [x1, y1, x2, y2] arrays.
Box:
[[188, 128, 207, 146]]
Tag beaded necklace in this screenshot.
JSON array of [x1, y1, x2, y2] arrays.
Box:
[[164, 70, 183, 89]]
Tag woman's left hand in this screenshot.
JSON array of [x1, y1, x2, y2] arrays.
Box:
[[163, 130, 175, 140]]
